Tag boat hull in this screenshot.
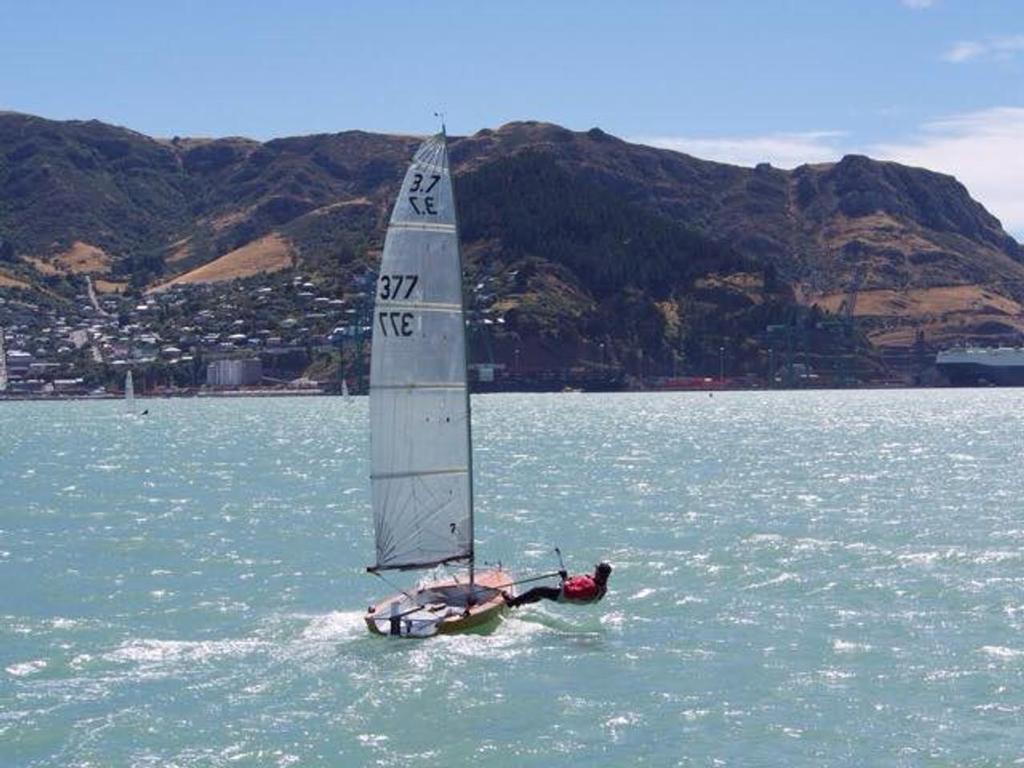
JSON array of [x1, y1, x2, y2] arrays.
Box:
[[936, 361, 1024, 386], [936, 347, 1024, 386], [364, 568, 512, 638]]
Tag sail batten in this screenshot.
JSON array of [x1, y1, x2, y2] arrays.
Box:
[[390, 222, 457, 233], [374, 300, 461, 311], [370, 383, 466, 391], [369, 133, 473, 572], [371, 467, 469, 480]]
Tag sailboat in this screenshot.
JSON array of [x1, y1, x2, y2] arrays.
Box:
[[124, 370, 135, 414], [0, 327, 7, 393], [363, 129, 512, 638]]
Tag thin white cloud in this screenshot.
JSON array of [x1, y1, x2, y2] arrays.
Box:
[[943, 41, 987, 63], [634, 106, 1024, 237], [943, 35, 1024, 63], [871, 107, 1024, 235], [992, 34, 1024, 57], [902, 0, 934, 8], [637, 131, 845, 170]]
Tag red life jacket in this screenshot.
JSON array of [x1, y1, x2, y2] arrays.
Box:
[[562, 574, 601, 603]]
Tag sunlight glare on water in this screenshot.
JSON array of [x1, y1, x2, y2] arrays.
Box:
[[2, 390, 1024, 766]]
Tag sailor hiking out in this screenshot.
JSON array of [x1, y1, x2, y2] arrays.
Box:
[[503, 562, 612, 608]]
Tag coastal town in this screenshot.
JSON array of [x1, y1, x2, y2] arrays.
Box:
[[0, 265, 1010, 398], [0, 267, 566, 397], [0, 271, 378, 397]]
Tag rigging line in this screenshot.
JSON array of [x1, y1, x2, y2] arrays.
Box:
[[444, 562, 461, 586], [371, 570, 420, 605]]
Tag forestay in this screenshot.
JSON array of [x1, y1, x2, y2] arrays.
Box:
[[369, 133, 473, 571]]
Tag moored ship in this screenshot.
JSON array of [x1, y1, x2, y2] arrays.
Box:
[[936, 346, 1024, 386]]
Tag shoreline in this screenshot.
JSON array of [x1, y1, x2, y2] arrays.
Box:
[[0, 382, 1010, 402]]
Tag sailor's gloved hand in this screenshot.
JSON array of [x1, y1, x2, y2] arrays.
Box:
[[559, 570, 568, 580]]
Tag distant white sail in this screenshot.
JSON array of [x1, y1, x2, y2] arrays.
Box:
[[368, 133, 473, 571], [0, 328, 7, 392], [125, 370, 135, 412]]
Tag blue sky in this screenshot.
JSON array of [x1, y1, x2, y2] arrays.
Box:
[[2, 0, 1022, 232]]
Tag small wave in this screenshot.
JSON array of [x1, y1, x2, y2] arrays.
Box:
[[69, 653, 94, 669], [5, 659, 47, 677], [604, 712, 642, 742], [102, 637, 267, 668], [675, 595, 705, 606], [605, 712, 641, 728], [979, 645, 1024, 660], [630, 588, 657, 600], [600, 610, 626, 630], [746, 533, 783, 545], [794, 537, 837, 552], [972, 550, 1021, 565], [682, 708, 712, 722], [898, 551, 940, 566], [947, 453, 977, 462], [833, 639, 872, 654], [819, 667, 851, 684], [744, 572, 799, 590]]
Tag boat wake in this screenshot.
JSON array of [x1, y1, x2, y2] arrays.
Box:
[[298, 610, 368, 643], [507, 607, 606, 636]]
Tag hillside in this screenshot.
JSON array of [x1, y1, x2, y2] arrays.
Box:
[[1, 112, 1021, 385]]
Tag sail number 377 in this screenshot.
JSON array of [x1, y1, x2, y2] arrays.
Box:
[[377, 274, 420, 337]]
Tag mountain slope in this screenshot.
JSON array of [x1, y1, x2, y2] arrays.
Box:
[[1, 112, 1021, 375]]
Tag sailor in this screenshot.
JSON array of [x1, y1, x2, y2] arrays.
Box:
[[503, 562, 612, 608]]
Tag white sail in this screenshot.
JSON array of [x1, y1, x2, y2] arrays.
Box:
[[125, 370, 135, 411], [369, 133, 473, 571], [0, 328, 7, 392]]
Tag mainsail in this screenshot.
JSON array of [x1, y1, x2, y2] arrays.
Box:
[[368, 132, 473, 571]]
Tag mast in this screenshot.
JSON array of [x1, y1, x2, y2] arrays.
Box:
[[444, 125, 477, 599]]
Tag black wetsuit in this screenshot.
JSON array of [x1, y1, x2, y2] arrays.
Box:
[[505, 586, 561, 607]]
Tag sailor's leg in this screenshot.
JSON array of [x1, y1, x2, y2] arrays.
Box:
[[506, 586, 561, 607]]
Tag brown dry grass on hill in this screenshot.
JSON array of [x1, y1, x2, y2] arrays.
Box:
[[150, 233, 294, 291], [24, 242, 111, 275], [820, 213, 940, 254], [813, 285, 1021, 318], [166, 237, 192, 264], [210, 210, 248, 232], [868, 315, 1024, 348], [94, 279, 127, 294], [0, 270, 31, 289], [309, 197, 373, 215], [56, 242, 111, 273], [695, 273, 765, 304], [24, 256, 59, 275]]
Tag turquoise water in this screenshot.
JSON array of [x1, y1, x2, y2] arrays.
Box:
[[2, 390, 1024, 766]]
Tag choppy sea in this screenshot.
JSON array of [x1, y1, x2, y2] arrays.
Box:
[[3, 390, 1024, 766]]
